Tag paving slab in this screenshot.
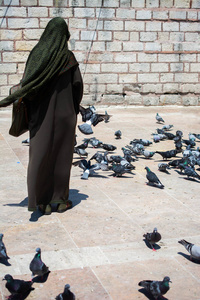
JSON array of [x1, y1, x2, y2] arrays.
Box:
[[0, 106, 200, 299]]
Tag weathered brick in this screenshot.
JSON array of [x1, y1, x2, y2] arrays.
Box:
[[115, 53, 136, 62], [0, 63, 16, 74], [129, 63, 150, 72], [98, 31, 112, 41], [170, 63, 183, 72], [163, 22, 179, 31], [0, 86, 11, 97], [180, 22, 200, 32], [120, 0, 131, 7], [53, 0, 68, 6], [86, 0, 101, 6], [175, 73, 198, 82], [96, 74, 118, 84], [123, 42, 143, 51], [74, 8, 95, 18], [84, 64, 100, 73], [143, 95, 159, 105], [107, 84, 123, 94], [181, 84, 200, 93], [136, 10, 151, 19], [190, 63, 200, 72], [153, 11, 168, 20], [4, 0, 19, 4], [174, 42, 200, 52], [180, 54, 196, 62], [101, 63, 128, 73], [101, 94, 124, 104], [182, 95, 198, 105], [24, 29, 44, 40], [15, 41, 37, 51], [97, 8, 115, 19], [130, 32, 139, 41], [114, 31, 129, 41], [106, 41, 122, 51], [28, 7, 48, 17], [160, 0, 173, 7], [160, 73, 174, 82], [124, 83, 142, 93], [126, 94, 142, 104], [145, 42, 161, 51], [88, 20, 103, 30], [170, 32, 184, 42], [138, 73, 159, 82], [142, 84, 162, 93], [81, 31, 97, 41], [75, 41, 90, 51], [174, 0, 190, 8], [103, 0, 120, 7], [49, 7, 73, 18], [162, 43, 173, 52], [158, 32, 169, 42], [69, 0, 84, 6], [21, 0, 37, 5], [39, 0, 53, 5], [160, 94, 181, 104], [192, 0, 200, 8], [146, 22, 162, 31], [0, 29, 22, 40], [187, 11, 198, 20], [3, 52, 29, 63], [116, 8, 135, 18], [163, 83, 180, 93], [8, 74, 22, 85], [146, 0, 159, 7], [91, 42, 106, 51], [184, 63, 190, 72], [170, 10, 187, 20], [131, 0, 145, 7], [0, 75, 7, 85], [40, 18, 51, 29], [90, 84, 105, 94], [151, 63, 169, 72], [138, 53, 157, 62], [17, 63, 26, 73], [0, 41, 14, 51], [119, 73, 137, 83], [125, 21, 145, 31], [104, 20, 123, 31], [140, 32, 157, 42], [89, 53, 114, 62], [8, 18, 39, 29], [69, 18, 87, 29], [158, 54, 179, 62], [3, 7, 27, 17]]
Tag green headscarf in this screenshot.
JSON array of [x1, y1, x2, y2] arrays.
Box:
[[0, 17, 78, 107]]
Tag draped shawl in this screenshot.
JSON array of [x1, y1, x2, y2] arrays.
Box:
[[0, 17, 78, 107]]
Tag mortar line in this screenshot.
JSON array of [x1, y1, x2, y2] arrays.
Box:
[[91, 267, 113, 300], [55, 215, 79, 249]]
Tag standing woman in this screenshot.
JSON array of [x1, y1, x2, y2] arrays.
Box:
[[0, 17, 83, 215]]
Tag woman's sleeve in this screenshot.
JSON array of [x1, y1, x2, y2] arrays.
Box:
[[72, 65, 83, 114]]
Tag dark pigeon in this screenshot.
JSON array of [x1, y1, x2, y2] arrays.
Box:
[[156, 150, 177, 160], [74, 147, 88, 157], [138, 276, 171, 299], [115, 130, 122, 139], [145, 167, 164, 188], [29, 248, 50, 278], [0, 233, 10, 261], [143, 227, 161, 251], [182, 166, 200, 180], [55, 284, 75, 300], [3, 274, 34, 298], [111, 163, 133, 177], [79, 105, 96, 122], [178, 239, 200, 261], [101, 143, 116, 152]]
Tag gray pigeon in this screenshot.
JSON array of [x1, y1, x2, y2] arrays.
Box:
[[162, 124, 173, 131], [3, 274, 34, 298], [156, 113, 165, 123], [178, 239, 200, 261], [138, 276, 171, 299], [143, 227, 161, 251], [115, 130, 122, 139], [145, 167, 164, 188], [55, 284, 75, 300], [158, 162, 170, 173], [141, 150, 156, 159], [0, 233, 10, 260], [29, 248, 50, 278]]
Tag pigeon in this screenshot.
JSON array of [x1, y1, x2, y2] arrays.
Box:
[[156, 113, 165, 123], [145, 167, 164, 188], [111, 163, 133, 177], [55, 284, 75, 300], [178, 239, 200, 261], [115, 130, 122, 139], [104, 110, 111, 123], [0, 233, 10, 260], [101, 143, 116, 152], [153, 134, 161, 143], [29, 248, 50, 278], [131, 139, 152, 146], [192, 133, 200, 140], [163, 132, 176, 140], [78, 112, 111, 135], [75, 140, 89, 150], [156, 150, 177, 160], [141, 150, 156, 159], [189, 133, 196, 141], [182, 165, 200, 180], [3, 274, 34, 298], [22, 138, 30, 144], [183, 139, 196, 148], [138, 276, 171, 299], [79, 105, 96, 122], [162, 124, 173, 131], [143, 227, 161, 251], [88, 137, 102, 148], [74, 147, 88, 157], [73, 159, 108, 179], [158, 162, 170, 173]]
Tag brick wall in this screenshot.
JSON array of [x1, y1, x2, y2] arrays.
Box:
[[1, 0, 200, 106]]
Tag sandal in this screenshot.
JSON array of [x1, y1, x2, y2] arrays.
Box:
[[57, 200, 72, 213], [38, 204, 52, 215]]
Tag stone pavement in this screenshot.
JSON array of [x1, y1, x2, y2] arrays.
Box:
[[0, 106, 200, 300]]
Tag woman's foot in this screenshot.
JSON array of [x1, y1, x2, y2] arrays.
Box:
[[57, 200, 72, 213], [38, 204, 51, 215]]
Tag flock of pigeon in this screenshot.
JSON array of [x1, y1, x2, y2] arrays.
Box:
[[1, 105, 200, 299]]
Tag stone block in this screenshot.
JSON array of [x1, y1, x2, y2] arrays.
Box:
[[190, 63, 200, 72], [85, 0, 102, 6], [17, 63, 26, 73], [169, 10, 187, 20], [115, 53, 136, 62], [101, 94, 125, 104], [8, 74, 22, 85], [106, 84, 123, 94], [0, 85, 11, 97], [0, 75, 7, 85], [146, 22, 162, 31], [129, 63, 150, 72], [136, 10, 151, 19], [97, 8, 115, 18], [187, 11, 197, 20], [185, 33, 199, 42], [163, 22, 179, 31], [158, 32, 169, 42], [81, 31, 97, 41], [75, 41, 90, 51], [130, 32, 139, 41], [180, 54, 196, 62], [119, 73, 137, 83], [4, 7, 27, 17], [140, 32, 157, 42], [104, 20, 123, 31], [145, 42, 161, 51], [192, 0, 200, 8], [160, 0, 173, 7], [0, 29, 22, 40], [49, 7, 73, 18], [138, 53, 157, 62], [69, 18, 87, 29], [69, 0, 84, 6], [138, 73, 159, 82], [120, 0, 131, 7], [101, 63, 128, 73], [180, 22, 200, 32], [0, 41, 14, 51], [98, 31, 112, 41], [125, 94, 142, 104], [159, 94, 181, 105], [74, 8, 95, 17], [8, 18, 39, 29], [174, 42, 200, 52], [161, 43, 173, 52], [153, 11, 168, 20], [151, 63, 169, 72], [174, 0, 190, 8], [84, 64, 100, 73], [160, 73, 174, 82], [182, 95, 198, 105], [3, 52, 29, 63], [15, 41, 37, 51], [0, 63, 16, 74], [131, 0, 145, 8], [170, 32, 184, 42], [24, 29, 44, 40], [163, 83, 180, 93], [158, 54, 180, 62], [146, 0, 159, 7], [91, 42, 106, 51], [125, 20, 145, 31], [180, 84, 200, 93], [142, 84, 162, 93], [88, 20, 103, 30], [184, 63, 190, 72], [116, 8, 135, 18], [123, 42, 143, 51], [21, 0, 37, 5], [103, 0, 120, 7], [4, 0, 19, 4], [106, 41, 122, 51], [123, 83, 142, 93], [39, 0, 53, 5], [175, 73, 198, 83], [170, 63, 183, 72], [40, 18, 51, 28], [114, 31, 129, 41], [143, 95, 159, 105], [88, 53, 114, 62]]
